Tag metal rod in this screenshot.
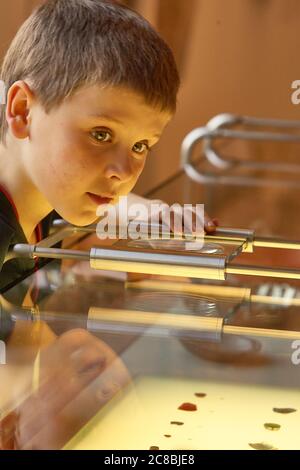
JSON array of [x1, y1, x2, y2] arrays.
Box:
[[183, 160, 300, 189], [209, 128, 300, 142], [237, 115, 300, 128], [89, 308, 300, 340], [13, 244, 89, 261], [126, 280, 300, 307], [90, 247, 226, 281], [253, 237, 300, 250], [226, 264, 300, 280], [89, 307, 223, 331], [36, 227, 75, 248], [251, 294, 300, 307], [224, 325, 300, 340], [126, 280, 251, 302]]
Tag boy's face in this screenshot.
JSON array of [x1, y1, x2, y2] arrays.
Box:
[[21, 85, 172, 226]]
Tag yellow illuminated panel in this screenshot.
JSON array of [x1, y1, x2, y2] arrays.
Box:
[[65, 377, 300, 450]]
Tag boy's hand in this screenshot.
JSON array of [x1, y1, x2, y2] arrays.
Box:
[[157, 205, 219, 236], [123, 193, 219, 282], [114, 192, 219, 235]]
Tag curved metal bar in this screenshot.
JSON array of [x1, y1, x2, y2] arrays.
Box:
[[204, 113, 243, 169], [181, 113, 300, 187], [181, 126, 213, 181], [204, 114, 300, 169]]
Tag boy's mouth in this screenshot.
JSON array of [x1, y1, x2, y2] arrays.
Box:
[[87, 192, 114, 206]]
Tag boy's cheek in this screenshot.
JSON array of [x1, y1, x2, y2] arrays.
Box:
[[46, 145, 93, 187]]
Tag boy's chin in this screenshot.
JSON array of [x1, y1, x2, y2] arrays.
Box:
[[61, 211, 99, 227]]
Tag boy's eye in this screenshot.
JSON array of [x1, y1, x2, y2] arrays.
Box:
[[132, 142, 149, 155], [91, 129, 112, 142]]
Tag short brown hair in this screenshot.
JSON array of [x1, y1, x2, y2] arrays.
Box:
[[0, 0, 179, 144]]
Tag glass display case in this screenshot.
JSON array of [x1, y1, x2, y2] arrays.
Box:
[[0, 168, 300, 450]]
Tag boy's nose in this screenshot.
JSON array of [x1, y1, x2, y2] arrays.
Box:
[[103, 150, 133, 183]]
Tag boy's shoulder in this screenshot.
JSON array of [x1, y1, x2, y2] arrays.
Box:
[[0, 190, 55, 293], [0, 190, 23, 268]]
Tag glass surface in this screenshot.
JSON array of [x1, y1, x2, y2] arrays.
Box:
[[96, 230, 245, 256], [0, 172, 300, 450], [128, 239, 225, 254]]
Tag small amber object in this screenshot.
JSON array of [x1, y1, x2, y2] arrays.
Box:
[[178, 402, 197, 411]]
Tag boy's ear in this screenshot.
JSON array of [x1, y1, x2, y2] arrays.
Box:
[[6, 81, 35, 140]]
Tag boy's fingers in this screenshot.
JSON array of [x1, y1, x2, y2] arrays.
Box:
[[129, 203, 219, 237], [204, 214, 218, 233], [159, 207, 219, 236]]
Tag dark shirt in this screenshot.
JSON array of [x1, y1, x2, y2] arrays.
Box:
[[0, 188, 54, 293]]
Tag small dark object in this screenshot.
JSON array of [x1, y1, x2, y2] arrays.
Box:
[[164, 434, 171, 438], [195, 393, 207, 398], [178, 402, 197, 411], [264, 423, 281, 431], [273, 407, 297, 414], [249, 442, 277, 450], [149, 446, 159, 450], [170, 421, 184, 425]]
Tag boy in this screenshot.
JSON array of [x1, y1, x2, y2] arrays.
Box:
[[0, 2, 220, 447], [0, 0, 217, 292]]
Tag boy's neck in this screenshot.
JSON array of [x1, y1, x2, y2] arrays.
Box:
[[0, 141, 53, 243]]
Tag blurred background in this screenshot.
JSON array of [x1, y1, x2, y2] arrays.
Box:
[[1, 0, 300, 239]]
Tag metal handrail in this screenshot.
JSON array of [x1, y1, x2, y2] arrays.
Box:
[[181, 113, 300, 187]]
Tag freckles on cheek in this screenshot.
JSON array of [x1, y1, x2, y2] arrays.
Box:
[[62, 134, 98, 173], [54, 145, 90, 189], [47, 160, 70, 194]]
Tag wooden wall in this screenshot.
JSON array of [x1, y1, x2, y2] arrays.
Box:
[[134, 0, 300, 194]]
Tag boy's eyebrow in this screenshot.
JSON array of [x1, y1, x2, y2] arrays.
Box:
[[88, 113, 123, 125]]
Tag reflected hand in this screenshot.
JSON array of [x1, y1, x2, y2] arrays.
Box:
[[0, 328, 130, 450]]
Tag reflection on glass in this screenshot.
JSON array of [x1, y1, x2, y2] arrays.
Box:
[[128, 239, 225, 254], [0, 327, 130, 450]]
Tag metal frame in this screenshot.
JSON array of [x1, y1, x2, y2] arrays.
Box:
[[8, 220, 300, 281], [181, 113, 300, 187], [6, 290, 300, 341], [88, 306, 300, 340]]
